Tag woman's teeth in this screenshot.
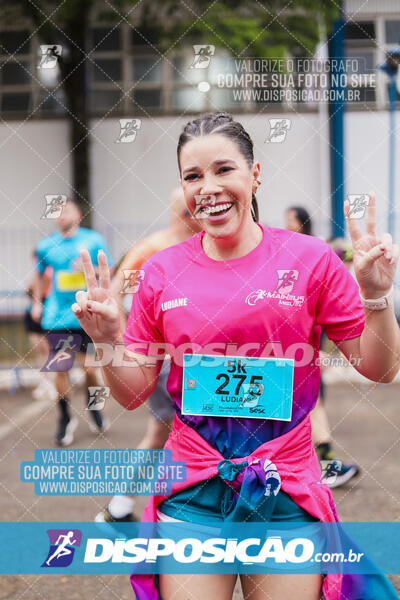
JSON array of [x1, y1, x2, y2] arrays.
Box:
[[203, 202, 233, 215]]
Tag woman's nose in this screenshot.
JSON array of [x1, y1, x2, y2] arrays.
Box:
[[200, 174, 222, 196]]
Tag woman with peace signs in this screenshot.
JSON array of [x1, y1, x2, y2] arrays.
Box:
[[72, 113, 400, 600]]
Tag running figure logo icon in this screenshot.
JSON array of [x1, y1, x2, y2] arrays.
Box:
[[190, 45, 215, 69], [347, 194, 370, 219], [274, 270, 299, 295], [41, 334, 81, 372], [121, 269, 145, 293], [265, 118, 291, 143], [87, 386, 110, 410], [116, 119, 142, 143], [38, 45, 62, 69], [41, 195, 67, 219], [41, 529, 82, 567], [246, 289, 267, 306]]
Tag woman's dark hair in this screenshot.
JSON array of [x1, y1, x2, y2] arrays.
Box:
[[177, 112, 259, 222], [287, 206, 312, 236]]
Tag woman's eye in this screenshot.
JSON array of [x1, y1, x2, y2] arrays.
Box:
[[217, 166, 233, 174], [184, 173, 199, 181]]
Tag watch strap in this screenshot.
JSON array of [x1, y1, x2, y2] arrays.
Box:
[[359, 286, 394, 310]]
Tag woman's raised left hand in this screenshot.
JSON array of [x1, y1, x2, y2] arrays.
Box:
[[345, 192, 399, 298]]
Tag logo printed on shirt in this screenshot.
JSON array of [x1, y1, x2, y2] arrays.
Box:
[[161, 297, 188, 312], [246, 290, 267, 305], [245, 269, 304, 308]]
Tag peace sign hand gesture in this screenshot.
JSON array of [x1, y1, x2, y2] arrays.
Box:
[[71, 248, 122, 344], [344, 193, 399, 299]]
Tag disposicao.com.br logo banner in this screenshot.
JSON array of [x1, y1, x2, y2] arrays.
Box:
[[1, 523, 400, 575]]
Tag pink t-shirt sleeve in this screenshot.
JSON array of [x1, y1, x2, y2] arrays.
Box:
[[315, 246, 365, 341], [123, 260, 163, 354]]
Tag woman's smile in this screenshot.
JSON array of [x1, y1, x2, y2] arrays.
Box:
[[198, 201, 235, 221]]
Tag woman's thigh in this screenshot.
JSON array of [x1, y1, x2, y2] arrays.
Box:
[[240, 573, 323, 600], [159, 573, 237, 600]]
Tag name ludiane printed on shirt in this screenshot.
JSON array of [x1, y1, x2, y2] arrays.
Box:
[[161, 297, 188, 311]]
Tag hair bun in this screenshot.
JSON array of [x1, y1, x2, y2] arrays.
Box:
[[200, 112, 232, 123], [212, 112, 232, 122]]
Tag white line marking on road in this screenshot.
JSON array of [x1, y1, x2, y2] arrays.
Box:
[[0, 397, 54, 441]]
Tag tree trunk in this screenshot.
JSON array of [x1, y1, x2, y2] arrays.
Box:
[[60, 10, 91, 227], [22, 2, 93, 227]]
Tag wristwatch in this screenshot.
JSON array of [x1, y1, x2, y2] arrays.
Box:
[[359, 286, 394, 310]]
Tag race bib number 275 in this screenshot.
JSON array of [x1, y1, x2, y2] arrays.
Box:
[[182, 355, 293, 420]]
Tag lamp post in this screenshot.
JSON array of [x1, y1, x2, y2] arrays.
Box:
[[379, 49, 400, 238]]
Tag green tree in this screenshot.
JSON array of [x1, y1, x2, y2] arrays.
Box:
[[0, 0, 339, 225]]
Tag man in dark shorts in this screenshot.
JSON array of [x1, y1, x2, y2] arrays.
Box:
[[31, 199, 114, 446]]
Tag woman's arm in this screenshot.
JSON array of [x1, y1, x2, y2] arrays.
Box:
[[72, 248, 161, 410], [336, 194, 400, 383], [97, 343, 162, 410], [31, 270, 45, 322], [336, 307, 400, 383]]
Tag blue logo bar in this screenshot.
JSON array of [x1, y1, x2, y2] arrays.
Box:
[[1, 522, 400, 575]]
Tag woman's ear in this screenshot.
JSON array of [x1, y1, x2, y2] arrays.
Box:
[[252, 161, 261, 193]]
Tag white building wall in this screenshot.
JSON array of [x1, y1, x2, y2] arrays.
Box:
[[345, 0, 400, 16], [345, 110, 398, 240], [0, 120, 72, 304]]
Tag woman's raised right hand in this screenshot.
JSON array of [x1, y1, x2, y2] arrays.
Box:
[[71, 248, 122, 344]]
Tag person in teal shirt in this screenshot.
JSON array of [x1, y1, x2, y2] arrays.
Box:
[[32, 199, 114, 446]]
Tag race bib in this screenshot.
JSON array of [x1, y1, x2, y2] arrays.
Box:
[[182, 355, 293, 420], [56, 271, 86, 292]]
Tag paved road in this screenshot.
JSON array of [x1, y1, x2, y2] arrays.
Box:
[[0, 379, 399, 598]]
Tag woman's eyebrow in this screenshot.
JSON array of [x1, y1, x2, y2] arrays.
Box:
[[214, 159, 236, 165], [182, 166, 198, 175], [182, 159, 237, 175]]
